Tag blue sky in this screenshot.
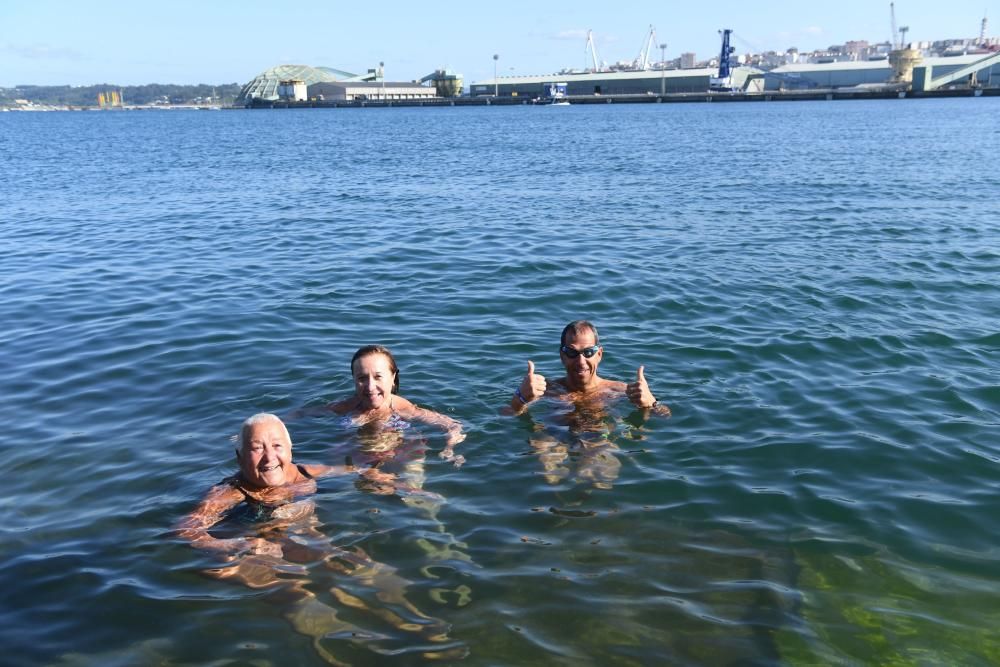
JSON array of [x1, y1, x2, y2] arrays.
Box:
[[1, 1, 995, 87]]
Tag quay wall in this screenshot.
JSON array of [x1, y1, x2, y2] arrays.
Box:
[[244, 87, 1000, 109]]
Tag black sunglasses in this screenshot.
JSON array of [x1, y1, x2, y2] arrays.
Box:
[[560, 344, 600, 359]]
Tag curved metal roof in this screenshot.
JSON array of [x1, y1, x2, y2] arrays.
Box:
[[236, 64, 358, 104]]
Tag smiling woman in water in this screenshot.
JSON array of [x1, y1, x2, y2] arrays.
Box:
[[176, 412, 359, 557], [324, 344, 467, 466]]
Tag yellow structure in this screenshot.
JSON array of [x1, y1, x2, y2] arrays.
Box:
[[97, 90, 124, 108], [888, 48, 923, 84]]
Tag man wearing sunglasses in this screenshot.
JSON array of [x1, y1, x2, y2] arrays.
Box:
[[509, 320, 668, 415]]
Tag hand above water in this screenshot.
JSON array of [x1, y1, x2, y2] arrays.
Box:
[[626, 365, 656, 409], [519, 360, 547, 404]]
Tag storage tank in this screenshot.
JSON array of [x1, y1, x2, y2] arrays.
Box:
[[888, 48, 922, 83]]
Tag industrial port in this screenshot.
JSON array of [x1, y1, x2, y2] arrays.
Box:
[[239, 8, 1000, 109], [6, 5, 999, 111]]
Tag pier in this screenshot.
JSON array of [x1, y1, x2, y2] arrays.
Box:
[[244, 86, 999, 109]]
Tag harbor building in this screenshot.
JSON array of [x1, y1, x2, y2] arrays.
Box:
[[470, 66, 762, 97], [278, 79, 307, 102], [471, 53, 999, 98], [238, 63, 462, 106], [237, 64, 370, 105], [763, 53, 1000, 90], [308, 81, 438, 101]]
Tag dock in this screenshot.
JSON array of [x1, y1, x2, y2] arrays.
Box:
[[244, 86, 999, 109]]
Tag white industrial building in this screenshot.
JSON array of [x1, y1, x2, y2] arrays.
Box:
[[307, 81, 438, 102]]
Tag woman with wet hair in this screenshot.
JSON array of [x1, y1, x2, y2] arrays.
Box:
[[324, 345, 466, 468]]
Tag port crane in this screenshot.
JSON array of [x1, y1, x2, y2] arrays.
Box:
[[889, 2, 909, 48], [634, 25, 658, 70], [585, 29, 601, 71], [708, 28, 736, 91], [890, 2, 898, 47]]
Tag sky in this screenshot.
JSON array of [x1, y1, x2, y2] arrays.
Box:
[[1, 0, 995, 88]]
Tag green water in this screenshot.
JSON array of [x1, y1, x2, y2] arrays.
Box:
[[1, 99, 998, 664]]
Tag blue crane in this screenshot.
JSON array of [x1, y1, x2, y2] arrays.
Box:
[[709, 28, 737, 91]]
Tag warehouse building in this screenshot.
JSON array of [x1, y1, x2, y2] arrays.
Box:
[[764, 53, 1000, 90], [470, 66, 761, 97], [308, 81, 437, 101]]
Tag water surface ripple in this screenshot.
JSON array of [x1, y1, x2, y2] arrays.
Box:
[[2, 99, 999, 665]]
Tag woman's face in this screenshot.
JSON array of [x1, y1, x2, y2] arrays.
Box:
[[352, 352, 396, 410], [238, 419, 293, 488]]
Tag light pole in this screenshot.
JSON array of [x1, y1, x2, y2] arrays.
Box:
[[380, 61, 385, 101], [493, 54, 499, 97], [659, 43, 667, 95]]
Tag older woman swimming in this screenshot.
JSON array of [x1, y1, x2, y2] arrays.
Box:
[[177, 412, 358, 557], [324, 344, 466, 467], [177, 413, 461, 661]]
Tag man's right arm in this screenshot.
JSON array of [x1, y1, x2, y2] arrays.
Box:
[[508, 360, 547, 414]]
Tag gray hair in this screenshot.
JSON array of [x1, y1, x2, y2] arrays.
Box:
[[237, 413, 290, 450]]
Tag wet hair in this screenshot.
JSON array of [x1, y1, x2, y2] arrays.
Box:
[[351, 344, 400, 393], [560, 320, 600, 348], [237, 413, 291, 451]]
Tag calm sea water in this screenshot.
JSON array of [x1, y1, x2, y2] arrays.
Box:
[[2, 99, 999, 665]]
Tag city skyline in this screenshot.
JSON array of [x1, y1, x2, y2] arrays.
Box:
[[2, 0, 995, 88]]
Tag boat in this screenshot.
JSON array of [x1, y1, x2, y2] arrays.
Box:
[[534, 81, 570, 105]]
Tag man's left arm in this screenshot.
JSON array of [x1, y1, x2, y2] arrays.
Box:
[[626, 366, 670, 416]]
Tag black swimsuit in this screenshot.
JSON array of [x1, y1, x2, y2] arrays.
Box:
[[228, 465, 315, 522]]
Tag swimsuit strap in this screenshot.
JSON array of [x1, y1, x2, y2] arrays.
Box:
[[296, 463, 314, 480], [227, 475, 256, 502]]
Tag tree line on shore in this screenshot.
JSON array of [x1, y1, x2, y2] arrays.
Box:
[[1, 83, 244, 107]]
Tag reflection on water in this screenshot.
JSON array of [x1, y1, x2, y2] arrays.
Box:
[[183, 464, 467, 663], [528, 394, 628, 489], [3, 101, 999, 665]]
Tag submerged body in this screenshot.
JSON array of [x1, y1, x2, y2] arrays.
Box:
[[508, 320, 671, 417], [320, 345, 466, 495], [177, 413, 460, 661], [506, 321, 670, 488]]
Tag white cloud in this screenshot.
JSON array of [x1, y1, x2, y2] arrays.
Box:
[[4, 43, 82, 60], [552, 29, 589, 41]]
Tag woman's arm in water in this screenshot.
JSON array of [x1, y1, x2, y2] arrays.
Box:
[[285, 398, 353, 420], [298, 460, 357, 478], [176, 483, 281, 557], [392, 396, 467, 465]]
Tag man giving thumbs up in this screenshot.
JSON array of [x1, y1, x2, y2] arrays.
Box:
[[509, 320, 669, 416]]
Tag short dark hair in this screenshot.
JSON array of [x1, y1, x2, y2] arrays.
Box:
[[560, 320, 600, 347], [351, 345, 400, 393]]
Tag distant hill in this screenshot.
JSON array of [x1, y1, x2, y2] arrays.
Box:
[[0, 83, 244, 107]]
